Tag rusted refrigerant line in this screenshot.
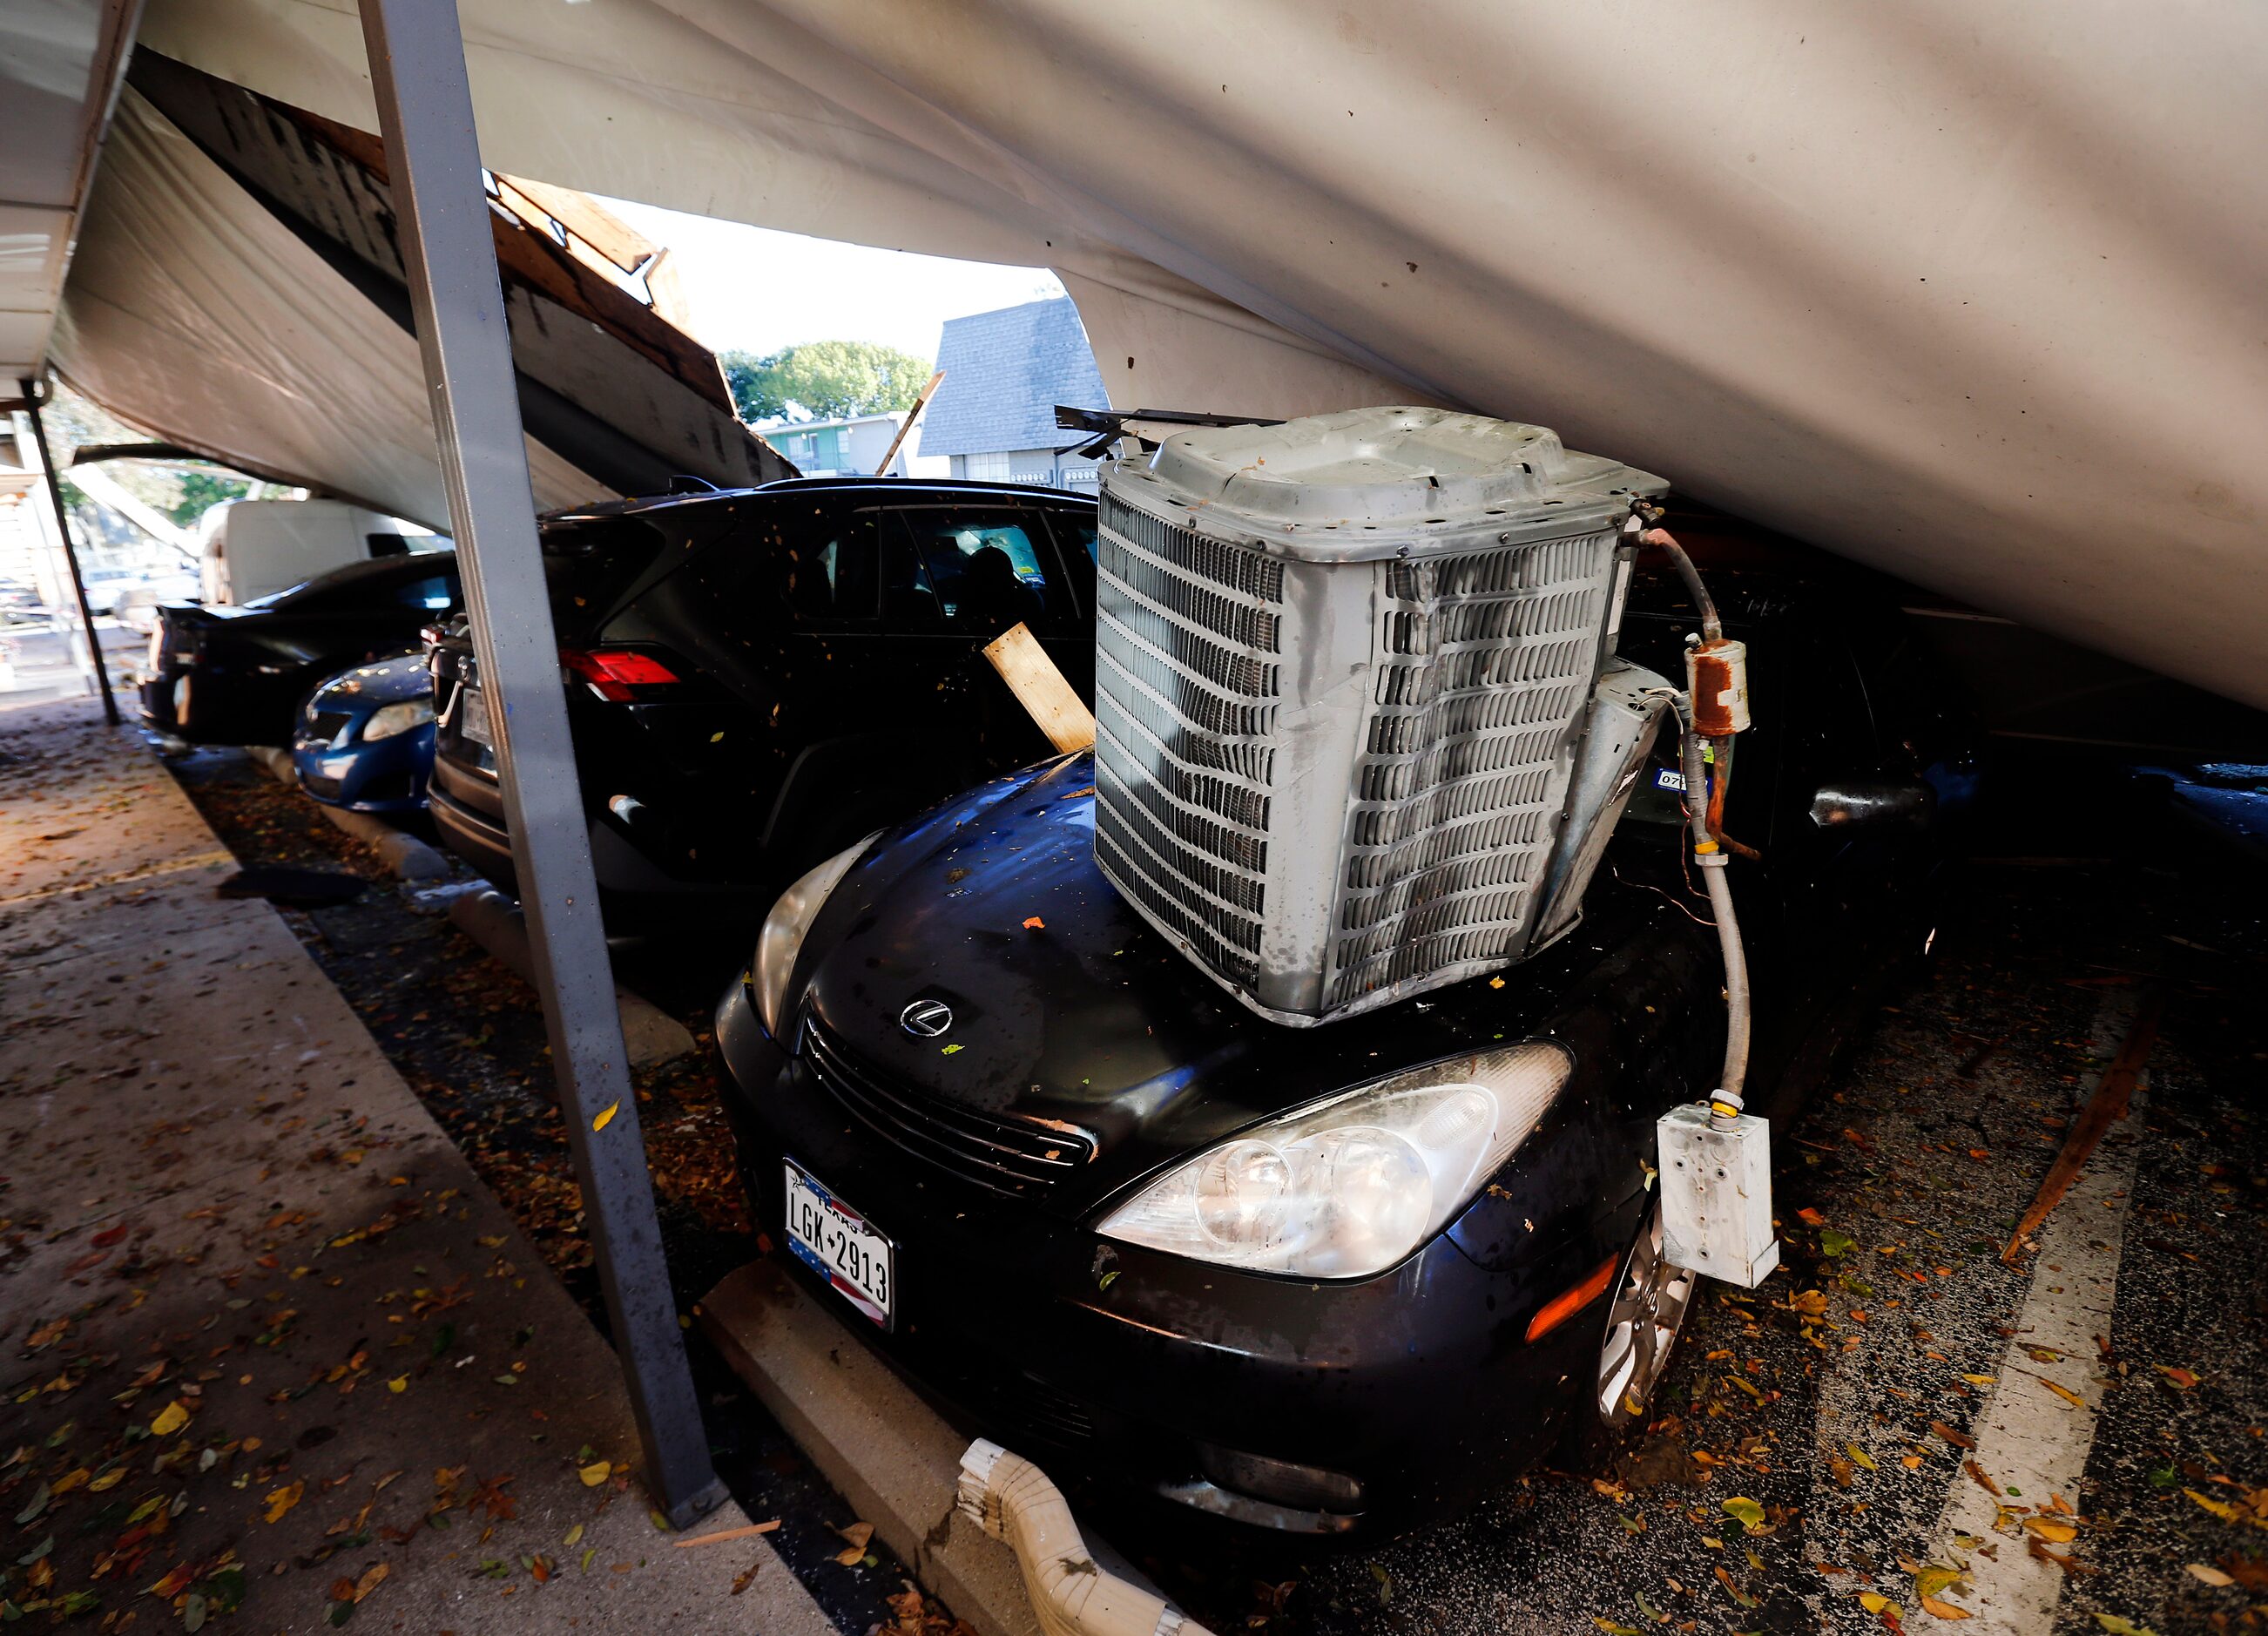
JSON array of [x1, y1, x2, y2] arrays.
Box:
[[1636, 510, 1779, 1289]]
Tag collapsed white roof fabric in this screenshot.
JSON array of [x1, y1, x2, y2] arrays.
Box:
[[116, 0, 2268, 705], [53, 88, 602, 527]]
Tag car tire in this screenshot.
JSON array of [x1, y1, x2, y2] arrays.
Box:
[[1563, 1197, 1698, 1471]]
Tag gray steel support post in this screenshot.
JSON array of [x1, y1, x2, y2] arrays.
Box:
[[354, 0, 724, 1528], [19, 381, 119, 725]]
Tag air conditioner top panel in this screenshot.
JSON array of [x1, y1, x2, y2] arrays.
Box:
[[1121, 406, 1667, 562]]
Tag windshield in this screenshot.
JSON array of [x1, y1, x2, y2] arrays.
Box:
[[241, 550, 458, 612]]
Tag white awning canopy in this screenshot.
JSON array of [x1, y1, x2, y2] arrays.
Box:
[[35, 0, 2268, 706]]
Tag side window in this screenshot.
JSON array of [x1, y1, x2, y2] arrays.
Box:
[[881, 521, 944, 632], [395, 573, 456, 611], [782, 512, 881, 624], [895, 508, 1056, 637], [1049, 510, 1097, 564]]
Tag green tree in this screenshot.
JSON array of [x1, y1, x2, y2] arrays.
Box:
[[721, 341, 932, 423]]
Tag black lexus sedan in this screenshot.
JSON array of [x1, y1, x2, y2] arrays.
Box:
[[140, 551, 461, 746], [713, 552, 1975, 1536], [426, 478, 1097, 931]]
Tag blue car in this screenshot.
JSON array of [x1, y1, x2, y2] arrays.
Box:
[[291, 652, 435, 813]]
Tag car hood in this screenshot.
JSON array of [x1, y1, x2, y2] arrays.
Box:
[[796, 753, 1647, 1214], [310, 652, 428, 712]]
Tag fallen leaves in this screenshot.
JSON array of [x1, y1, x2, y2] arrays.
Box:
[[149, 1399, 191, 1437], [1846, 1442, 1879, 1471], [263, 1480, 305, 1524], [592, 1101, 619, 1133], [834, 1520, 874, 1566], [577, 1459, 612, 1488]]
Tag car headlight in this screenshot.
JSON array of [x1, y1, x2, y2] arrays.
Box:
[[753, 833, 882, 1036], [361, 699, 435, 741], [1096, 1041, 1574, 1280]]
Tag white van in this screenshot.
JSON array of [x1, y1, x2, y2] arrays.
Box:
[[199, 498, 437, 607]]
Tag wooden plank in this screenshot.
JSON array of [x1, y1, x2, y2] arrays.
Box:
[[982, 622, 1096, 754], [496, 173, 656, 275], [873, 369, 945, 475], [2001, 987, 2165, 1264]]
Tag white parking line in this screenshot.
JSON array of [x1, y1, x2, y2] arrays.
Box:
[[1927, 992, 2147, 1631]]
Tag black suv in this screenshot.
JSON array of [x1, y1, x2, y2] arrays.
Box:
[[426, 478, 1098, 931]]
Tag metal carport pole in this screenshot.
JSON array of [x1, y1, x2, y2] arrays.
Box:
[[355, 0, 724, 1527], [18, 380, 120, 725]]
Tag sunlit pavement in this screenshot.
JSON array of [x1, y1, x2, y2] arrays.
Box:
[[0, 700, 836, 1634]]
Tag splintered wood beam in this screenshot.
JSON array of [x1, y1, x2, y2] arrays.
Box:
[[2001, 987, 2166, 1265], [873, 369, 945, 475], [982, 622, 1096, 755]]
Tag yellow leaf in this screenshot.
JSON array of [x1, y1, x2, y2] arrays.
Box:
[[1921, 1592, 1974, 1620], [88, 1469, 124, 1492], [148, 1400, 190, 1437], [1860, 1592, 1900, 1617], [834, 1520, 874, 1566], [2184, 1487, 2243, 1524], [264, 1479, 305, 1523], [1846, 1443, 1879, 1471], [51, 1468, 89, 1494], [578, 1460, 612, 1488], [593, 1102, 619, 1133], [387, 1376, 408, 1394], [1914, 1565, 1963, 1599], [564, 1523, 584, 1548], [1722, 1497, 1766, 1533], [1961, 1373, 1997, 1386], [2022, 1517, 2078, 1544], [2035, 1375, 2085, 1408], [354, 1563, 388, 1601]]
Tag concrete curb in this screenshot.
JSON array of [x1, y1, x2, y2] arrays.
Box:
[[699, 1261, 1175, 1636], [242, 744, 451, 880], [448, 887, 697, 1070], [700, 1261, 1045, 1636]]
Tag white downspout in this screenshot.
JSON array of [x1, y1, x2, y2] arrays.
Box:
[[957, 1441, 1213, 1636]]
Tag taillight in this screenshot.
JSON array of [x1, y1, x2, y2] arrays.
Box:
[[560, 646, 682, 702]]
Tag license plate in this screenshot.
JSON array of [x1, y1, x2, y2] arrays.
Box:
[[457, 681, 492, 746], [782, 1160, 894, 1328]]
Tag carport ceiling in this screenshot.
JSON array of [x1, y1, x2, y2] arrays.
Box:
[[0, 0, 140, 391]]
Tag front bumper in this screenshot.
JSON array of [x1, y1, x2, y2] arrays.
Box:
[[290, 721, 434, 812], [712, 977, 1639, 1534]]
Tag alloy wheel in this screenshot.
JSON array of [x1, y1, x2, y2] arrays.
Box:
[[1595, 1200, 1698, 1431]]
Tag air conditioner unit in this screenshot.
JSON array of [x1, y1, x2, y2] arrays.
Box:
[[1092, 407, 1671, 1026]]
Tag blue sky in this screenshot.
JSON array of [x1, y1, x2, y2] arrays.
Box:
[[606, 198, 1064, 364]]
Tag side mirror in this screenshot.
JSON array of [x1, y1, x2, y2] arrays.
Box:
[[1810, 780, 1936, 830]]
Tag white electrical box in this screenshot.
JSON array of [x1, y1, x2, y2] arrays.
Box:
[[1657, 1104, 1780, 1288]]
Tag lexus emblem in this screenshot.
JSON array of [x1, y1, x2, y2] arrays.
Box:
[[899, 999, 954, 1038]]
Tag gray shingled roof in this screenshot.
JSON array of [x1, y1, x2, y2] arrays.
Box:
[[919, 298, 1109, 457]]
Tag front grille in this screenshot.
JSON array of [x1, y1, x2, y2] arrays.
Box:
[[307, 709, 355, 745], [799, 1018, 1095, 1198]]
